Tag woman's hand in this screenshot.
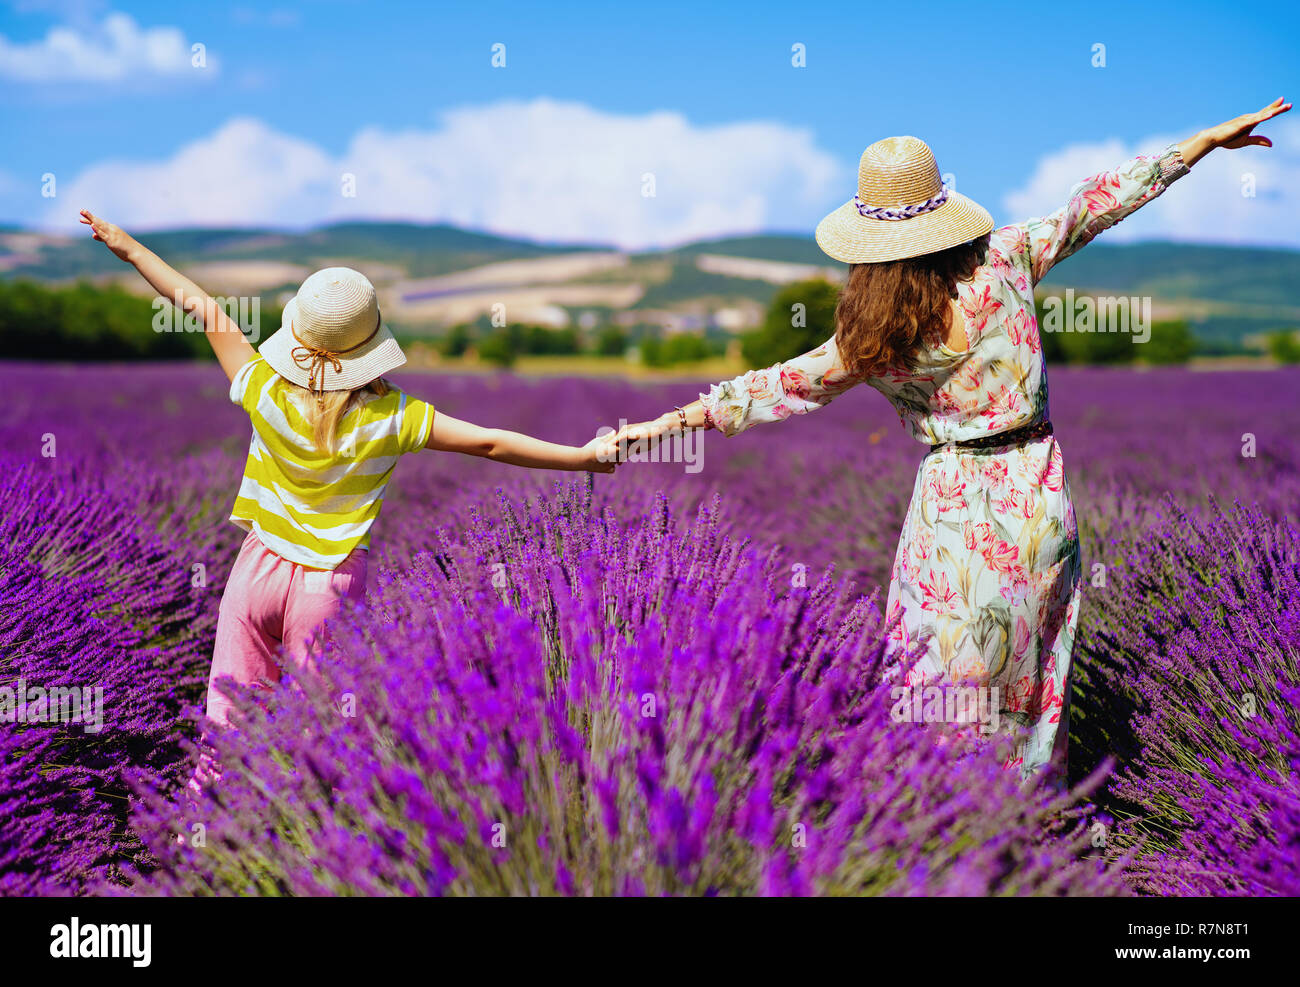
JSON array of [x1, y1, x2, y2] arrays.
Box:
[[1180, 98, 1291, 166], [79, 209, 138, 263], [1206, 97, 1291, 149], [605, 415, 678, 461]]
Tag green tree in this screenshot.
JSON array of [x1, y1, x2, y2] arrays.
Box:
[[477, 329, 517, 367], [523, 325, 580, 355], [1267, 329, 1300, 364], [1033, 293, 1137, 364], [0, 279, 274, 361], [1033, 295, 1066, 362], [741, 278, 839, 367], [638, 331, 717, 368], [1059, 327, 1135, 364], [441, 323, 472, 357], [1142, 319, 1195, 365], [595, 326, 627, 357], [639, 335, 662, 366]]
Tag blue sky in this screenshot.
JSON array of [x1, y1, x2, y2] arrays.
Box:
[[2, 0, 1297, 247]]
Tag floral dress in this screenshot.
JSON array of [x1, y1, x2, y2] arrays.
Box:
[[701, 144, 1190, 778]]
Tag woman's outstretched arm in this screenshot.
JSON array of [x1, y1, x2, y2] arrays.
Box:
[[1020, 97, 1290, 284], [79, 209, 256, 382]]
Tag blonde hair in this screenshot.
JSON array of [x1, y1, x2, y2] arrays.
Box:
[[288, 378, 390, 455]]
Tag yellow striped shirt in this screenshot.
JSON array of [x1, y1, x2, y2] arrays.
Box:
[[228, 357, 434, 570]]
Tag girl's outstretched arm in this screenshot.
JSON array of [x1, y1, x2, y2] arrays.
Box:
[[79, 209, 256, 381], [425, 410, 615, 473]]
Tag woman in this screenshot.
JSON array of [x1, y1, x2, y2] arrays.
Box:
[[607, 98, 1289, 779]]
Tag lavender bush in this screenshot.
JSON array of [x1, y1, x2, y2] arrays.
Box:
[[124, 488, 1120, 896], [0, 462, 229, 894], [0, 361, 1297, 895], [1074, 500, 1300, 894]]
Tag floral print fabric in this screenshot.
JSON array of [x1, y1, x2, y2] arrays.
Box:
[[701, 144, 1190, 777]]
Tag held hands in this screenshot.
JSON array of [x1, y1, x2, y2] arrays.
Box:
[[79, 210, 138, 263], [595, 413, 681, 464], [612, 415, 678, 448], [578, 434, 618, 474]]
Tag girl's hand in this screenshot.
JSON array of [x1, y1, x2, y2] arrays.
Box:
[[1205, 98, 1290, 151], [79, 209, 138, 263], [77, 209, 256, 381], [578, 435, 618, 474]]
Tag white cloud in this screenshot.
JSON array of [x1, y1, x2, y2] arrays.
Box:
[[0, 11, 211, 82], [36, 100, 842, 249], [1002, 118, 1300, 249], [40, 102, 1298, 250], [54, 118, 336, 226]]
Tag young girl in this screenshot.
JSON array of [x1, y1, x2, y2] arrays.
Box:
[[80, 211, 613, 771]]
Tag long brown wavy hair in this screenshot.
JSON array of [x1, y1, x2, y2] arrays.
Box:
[[834, 234, 990, 377]]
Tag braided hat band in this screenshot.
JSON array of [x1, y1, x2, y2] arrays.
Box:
[[854, 187, 950, 221], [815, 136, 994, 264]]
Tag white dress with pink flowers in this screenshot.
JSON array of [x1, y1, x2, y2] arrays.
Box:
[[701, 144, 1190, 778]]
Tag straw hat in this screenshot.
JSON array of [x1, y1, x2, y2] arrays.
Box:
[[260, 267, 406, 392], [815, 136, 994, 264]]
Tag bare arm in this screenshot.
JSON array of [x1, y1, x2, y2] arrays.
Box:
[[79, 210, 256, 382], [425, 410, 615, 473]]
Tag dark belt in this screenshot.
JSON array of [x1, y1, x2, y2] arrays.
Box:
[[931, 419, 1054, 453]]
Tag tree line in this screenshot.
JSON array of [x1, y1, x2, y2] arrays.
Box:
[[4, 277, 1294, 368]]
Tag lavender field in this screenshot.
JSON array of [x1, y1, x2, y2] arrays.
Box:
[[2, 360, 1298, 896]]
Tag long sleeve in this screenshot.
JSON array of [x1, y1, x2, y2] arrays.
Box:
[[700, 335, 861, 437], [1020, 143, 1190, 284]]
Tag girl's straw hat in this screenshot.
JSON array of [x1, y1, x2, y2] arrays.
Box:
[[815, 136, 994, 264], [260, 267, 406, 392]]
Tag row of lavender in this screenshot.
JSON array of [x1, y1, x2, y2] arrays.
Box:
[[1, 362, 1296, 894]]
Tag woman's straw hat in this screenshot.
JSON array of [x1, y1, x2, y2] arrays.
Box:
[[815, 136, 994, 264], [260, 267, 406, 392]]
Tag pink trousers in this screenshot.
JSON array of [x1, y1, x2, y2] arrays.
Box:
[[189, 530, 366, 802]]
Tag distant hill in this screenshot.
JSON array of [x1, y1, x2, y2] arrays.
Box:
[[3, 223, 1296, 348], [1, 222, 589, 282], [1038, 241, 1300, 344], [1037, 240, 1300, 307], [657, 235, 1300, 345], [652, 234, 834, 266]]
